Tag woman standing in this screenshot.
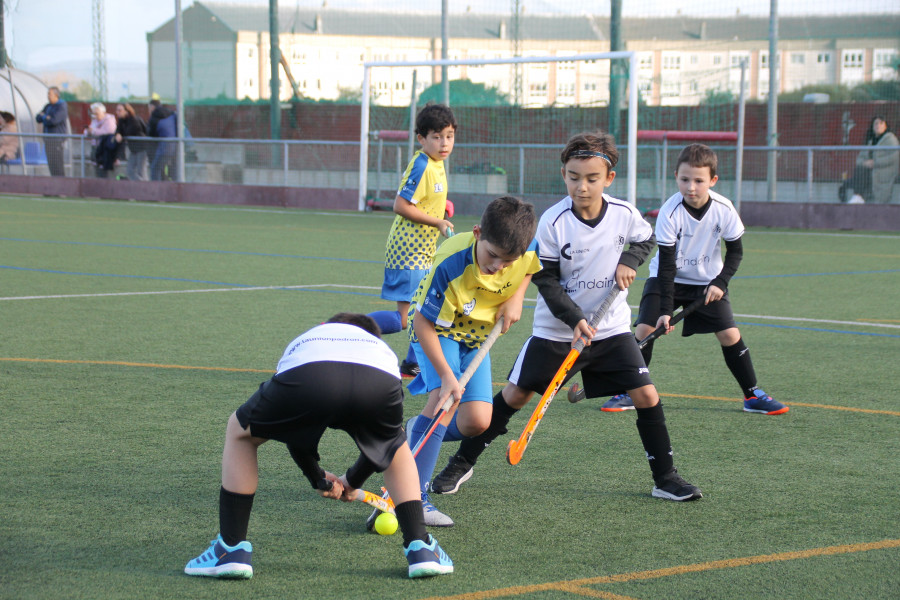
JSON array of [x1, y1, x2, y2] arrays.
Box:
[[115, 103, 148, 181], [850, 116, 900, 204]]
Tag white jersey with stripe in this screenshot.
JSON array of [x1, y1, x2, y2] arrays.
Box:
[[648, 190, 745, 285], [275, 323, 401, 378], [532, 195, 654, 342]]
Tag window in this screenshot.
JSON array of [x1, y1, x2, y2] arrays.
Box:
[[662, 55, 681, 70], [690, 55, 698, 65], [791, 53, 805, 65], [817, 53, 831, 64], [713, 55, 722, 65], [875, 50, 897, 67], [842, 51, 864, 69]]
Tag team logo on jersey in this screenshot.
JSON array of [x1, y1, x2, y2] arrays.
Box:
[[714, 224, 722, 235], [462, 298, 476, 315], [560, 243, 590, 260], [565, 270, 615, 292], [614, 235, 625, 253], [434, 183, 444, 193]]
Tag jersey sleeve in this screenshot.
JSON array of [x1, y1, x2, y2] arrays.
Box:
[[397, 153, 430, 204]]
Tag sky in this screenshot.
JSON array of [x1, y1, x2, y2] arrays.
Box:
[[3, 0, 897, 94]]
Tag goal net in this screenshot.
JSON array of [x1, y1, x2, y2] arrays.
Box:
[[357, 52, 640, 212]]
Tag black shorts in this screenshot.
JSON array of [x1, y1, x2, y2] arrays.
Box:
[[235, 361, 406, 473], [636, 278, 736, 336], [507, 332, 653, 399]]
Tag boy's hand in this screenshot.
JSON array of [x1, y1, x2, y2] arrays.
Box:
[[705, 284, 725, 304], [439, 219, 454, 238], [614, 264, 636, 290], [654, 315, 673, 335], [437, 372, 463, 413], [496, 303, 523, 333], [572, 318, 595, 347], [316, 472, 345, 500], [336, 474, 357, 503]]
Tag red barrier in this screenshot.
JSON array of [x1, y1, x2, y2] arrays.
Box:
[[637, 130, 738, 142]]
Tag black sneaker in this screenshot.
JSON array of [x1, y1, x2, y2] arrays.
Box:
[[652, 469, 703, 502], [400, 360, 421, 378], [431, 455, 474, 495]]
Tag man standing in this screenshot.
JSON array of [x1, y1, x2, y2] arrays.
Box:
[[35, 86, 69, 177]]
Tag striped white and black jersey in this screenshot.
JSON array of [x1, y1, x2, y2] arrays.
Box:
[[532, 195, 654, 342], [648, 190, 744, 285]]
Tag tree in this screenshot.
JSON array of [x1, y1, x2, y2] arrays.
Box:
[[417, 79, 511, 107], [700, 88, 736, 105]]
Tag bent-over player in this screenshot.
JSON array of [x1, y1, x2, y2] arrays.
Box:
[[185, 313, 453, 580]]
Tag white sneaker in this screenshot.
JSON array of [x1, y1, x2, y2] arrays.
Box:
[[422, 492, 454, 527], [849, 194, 865, 204]]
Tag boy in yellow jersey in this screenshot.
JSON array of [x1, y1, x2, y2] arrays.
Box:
[[368, 104, 457, 377], [391, 196, 540, 527]]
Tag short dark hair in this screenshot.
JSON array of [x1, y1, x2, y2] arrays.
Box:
[[326, 313, 382, 337], [479, 196, 537, 257], [415, 103, 457, 137], [675, 143, 718, 178], [149, 99, 162, 109], [560, 131, 619, 167]]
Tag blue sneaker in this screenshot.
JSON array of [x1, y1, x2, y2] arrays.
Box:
[[404, 534, 454, 578], [743, 389, 789, 415], [601, 393, 635, 412], [422, 492, 453, 527], [184, 534, 253, 579]]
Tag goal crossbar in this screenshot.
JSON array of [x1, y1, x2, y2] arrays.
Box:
[[358, 51, 638, 211]]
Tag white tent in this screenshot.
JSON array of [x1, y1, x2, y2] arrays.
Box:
[[0, 67, 71, 135]]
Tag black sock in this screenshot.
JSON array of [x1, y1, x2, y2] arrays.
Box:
[[456, 392, 519, 465], [721, 338, 757, 397], [640, 337, 654, 367], [395, 500, 428, 547], [635, 403, 674, 480], [219, 486, 254, 546]]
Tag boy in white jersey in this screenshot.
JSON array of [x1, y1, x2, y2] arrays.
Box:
[[597, 144, 788, 415], [368, 104, 457, 378], [185, 313, 453, 580], [431, 132, 702, 503], [378, 196, 540, 527]]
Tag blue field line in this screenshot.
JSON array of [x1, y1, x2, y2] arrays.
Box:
[[0, 238, 383, 264], [735, 321, 900, 339]]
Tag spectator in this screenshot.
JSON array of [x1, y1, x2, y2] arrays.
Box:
[[847, 116, 900, 204], [147, 99, 176, 181], [115, 103, 149, 181], [35, 86, 69, 177], [84, 103, 118, 178], [0, 111, 18, 165]]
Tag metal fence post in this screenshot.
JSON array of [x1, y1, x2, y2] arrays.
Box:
[[518, 145, 524, 194], [284, 140, 289, 186], [80, 135, 86, 178], [807, 148, 814, 203]]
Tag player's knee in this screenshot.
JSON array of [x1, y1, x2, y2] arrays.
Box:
[[502, 383, 532, 410], [629, 385, 659, 409]]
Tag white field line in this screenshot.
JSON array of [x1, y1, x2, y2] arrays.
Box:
[[2, 284, 898, 331], [0, 283, 380, 301]]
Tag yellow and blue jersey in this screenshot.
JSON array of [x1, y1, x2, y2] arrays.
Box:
[[384, 150, 448, 270], [411, 232, 541, 349]]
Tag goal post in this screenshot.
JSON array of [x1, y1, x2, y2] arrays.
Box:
[[358, 51, 639, 212]]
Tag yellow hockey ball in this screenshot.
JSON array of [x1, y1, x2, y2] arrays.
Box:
[[374, 512, 399, 536]]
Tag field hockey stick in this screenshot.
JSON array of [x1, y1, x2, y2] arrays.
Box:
[[636, 296, 706, 349], [409, 317, 505, 459], [507, 284, 622, 466], [319, 480, 396, 514], [366, 317, 506, 529]]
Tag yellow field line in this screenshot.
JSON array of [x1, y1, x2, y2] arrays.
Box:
[[4, 357, 899, 417], [420, 539, 900, 600]]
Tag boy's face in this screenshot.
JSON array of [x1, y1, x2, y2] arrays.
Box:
[[675, 163, 718, 208], [472, 225, 520, 276], [417, 125, 456, 162], [561, 157, 616, 216]]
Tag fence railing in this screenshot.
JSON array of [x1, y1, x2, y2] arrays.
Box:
[[2, 132, 897, 207]]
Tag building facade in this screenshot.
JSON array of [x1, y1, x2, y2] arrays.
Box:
[[147, 3, 900, 107]]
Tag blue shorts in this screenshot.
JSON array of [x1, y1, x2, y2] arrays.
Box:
[[381, 268, 429, 302], [406, 336, 494, 404]]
